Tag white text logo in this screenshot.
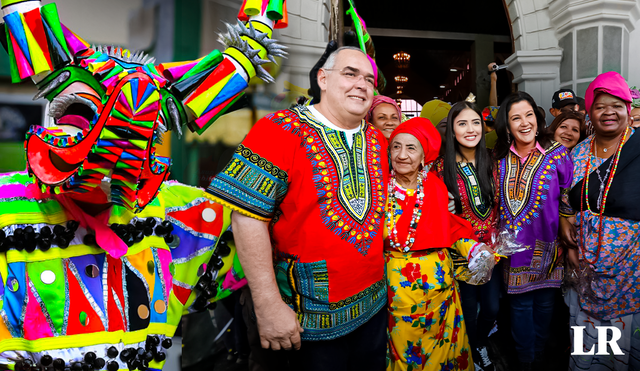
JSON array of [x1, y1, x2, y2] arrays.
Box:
[[571, 326, 624, 355]]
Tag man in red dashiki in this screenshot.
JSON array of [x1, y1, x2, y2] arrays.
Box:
[[206, 47, 389, 371]]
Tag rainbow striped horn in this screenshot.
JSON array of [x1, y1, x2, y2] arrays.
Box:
[[156, 0, 288, 135]]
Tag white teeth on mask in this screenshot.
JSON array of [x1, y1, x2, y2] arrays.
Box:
[[48, 93, 98, 119]]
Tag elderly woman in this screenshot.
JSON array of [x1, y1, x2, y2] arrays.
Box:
[[493, 91, 574, 371], [366, 95, 402, 139], [560, 71, 640, 371], [386, 118, 494, 371], [546, 110, 586, 150]]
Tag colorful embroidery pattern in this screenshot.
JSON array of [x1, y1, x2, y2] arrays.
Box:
[[498, 143, 571, 294], [502, 240, 563, 294], [206, 143, 288, 220], [457, 162, 490, 219], [268, 106, 386, 256], [306, 116, 371, 223], [275, 258, 386, 341], [499, 142, 565, 230], [433, 158, 498, 244]]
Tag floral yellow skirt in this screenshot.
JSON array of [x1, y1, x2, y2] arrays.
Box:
[[386, 249, 473, 371]]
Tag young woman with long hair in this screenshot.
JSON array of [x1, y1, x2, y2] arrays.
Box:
[[433, 96, 499, 371]]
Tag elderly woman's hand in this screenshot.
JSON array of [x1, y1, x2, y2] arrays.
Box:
[[559, 216, 578, 249], [467, 243, 497, 285]]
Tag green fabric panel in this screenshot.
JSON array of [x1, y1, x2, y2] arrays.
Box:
[[0, 171, 30, 186], [173, 0, 202, 61], [171, 0, 203, 183], [0, 198, 63, 215], [1, 25, 19, 81], [27, 259, 66, 335], [159, 182, 201, 208]]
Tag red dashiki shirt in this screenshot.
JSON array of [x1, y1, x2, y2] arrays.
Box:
[[433, 157, 499, 244], [206, 105, 388, 340]]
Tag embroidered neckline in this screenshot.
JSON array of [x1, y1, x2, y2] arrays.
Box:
[[298, 107, 372, 223], [500, 142, 565, 230], [457, 162, 491, 220], [267, 107, 386, 256]]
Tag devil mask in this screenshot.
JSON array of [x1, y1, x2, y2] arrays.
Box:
[[1, 0, 287, 212]]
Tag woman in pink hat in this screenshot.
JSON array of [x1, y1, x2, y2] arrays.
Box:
[[560, 71, 640, 370]]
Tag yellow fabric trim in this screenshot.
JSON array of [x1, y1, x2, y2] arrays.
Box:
[[1, 0, 31, 7], [452, 239, 475, 259], [223, 48, 256, 79], [0, 323, 177, 353], [0, 252, 7, 293], [202, 193, 270, 222], [0, 211, 69, 229]]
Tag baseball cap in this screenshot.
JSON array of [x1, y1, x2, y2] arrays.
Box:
[[552, 89, 578, 109]]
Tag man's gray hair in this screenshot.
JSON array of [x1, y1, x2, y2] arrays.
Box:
[[321, 46, 366, 70]]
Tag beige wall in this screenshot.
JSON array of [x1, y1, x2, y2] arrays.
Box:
[[42, 0, 143, 47]]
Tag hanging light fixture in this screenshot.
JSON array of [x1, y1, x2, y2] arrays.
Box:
[[393, 51, 410, 68], [395, 76, 408, 83]]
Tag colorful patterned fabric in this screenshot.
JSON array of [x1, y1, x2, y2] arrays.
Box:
[[385, 183, 474, 371], [433, 158, 499, 244], [0, 172, 237, 370], [565, 135, 640, 321], [206, 105, 389, 340], [497, 142, 573, 294]]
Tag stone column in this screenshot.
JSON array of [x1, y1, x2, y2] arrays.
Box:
[[279, 0, 328, 91], [504, 0, 563, 123], [549, 0, 640, 96], [506, 50, 563, 124]]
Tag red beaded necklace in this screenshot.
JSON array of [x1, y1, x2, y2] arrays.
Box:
[[579, 127, 629, 264]]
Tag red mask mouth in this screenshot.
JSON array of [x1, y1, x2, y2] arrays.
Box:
[[26, 73, 170, 211]]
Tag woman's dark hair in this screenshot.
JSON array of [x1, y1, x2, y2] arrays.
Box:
[[546, 110, 587, 144], [443, 101, 494, 214], [493, 91, 553, 160]]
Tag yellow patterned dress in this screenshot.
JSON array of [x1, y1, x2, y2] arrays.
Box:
[[386, 182, 475, 371]]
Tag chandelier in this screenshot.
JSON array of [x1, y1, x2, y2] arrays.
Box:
[[394, 76, 408, 83], [393, 51, 410, 68]]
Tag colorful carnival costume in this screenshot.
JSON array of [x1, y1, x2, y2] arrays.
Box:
[[565, 72, 640, 371], [385, 118, 478, 371], [207, 105, 389, 341], [0, 0, 287, 370]]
